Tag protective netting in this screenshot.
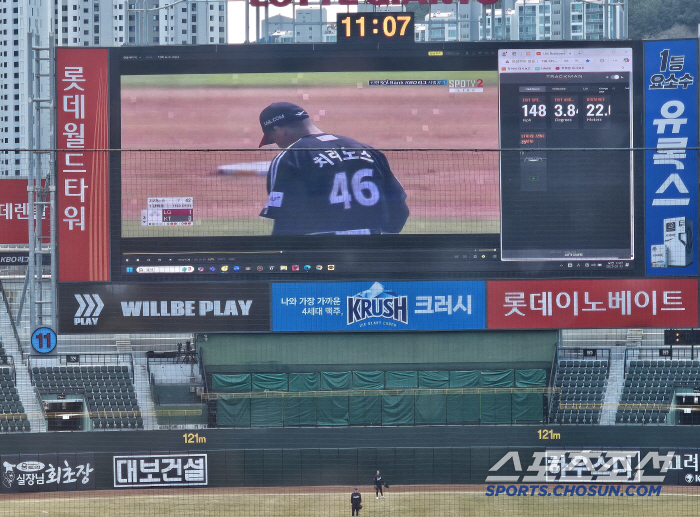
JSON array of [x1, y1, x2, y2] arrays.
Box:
[[119, 148, 502, 237], [0, 483, 698, 516]]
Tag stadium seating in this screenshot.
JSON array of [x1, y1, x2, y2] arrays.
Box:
[[615, 359, 700, 425], [0, 366, 30, 432], [32, 365, 143, 430], [547, 359, 609, 425]]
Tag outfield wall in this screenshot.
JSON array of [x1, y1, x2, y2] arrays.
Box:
[[0, 426, 697, 491]]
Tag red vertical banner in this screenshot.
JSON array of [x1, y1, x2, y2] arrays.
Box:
[[0, 180, 48, 244], [56, 48, 110, 282], [487, 279, 699, 329]]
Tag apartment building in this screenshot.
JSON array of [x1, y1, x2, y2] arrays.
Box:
[[0, 0, 227, 176]]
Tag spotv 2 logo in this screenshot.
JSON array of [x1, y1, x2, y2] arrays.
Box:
[[74, 294, 104, 326], [346, 282, 408, 326]]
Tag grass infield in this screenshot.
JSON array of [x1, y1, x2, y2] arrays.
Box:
[[1, 485, 699, 517]]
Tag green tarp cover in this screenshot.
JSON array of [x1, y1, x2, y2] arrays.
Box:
[[283, 396, 316, 426], [288, 373, 320, 392], [251, 397, 284, 427], [515, 369, 546, 387], [449, 371, 480, 388], [382, 392, 415, 425], [252, 373, 288, 392], [415, 393, 447, 424], [446, 394, 479, 423], [386, 371, 418, 389], [448, 370, 515, 388], [216, 398, 250, 427], [418, 371, 449, 389], [480, 392, 512, 424], [211, 374, 251, 392], [349, 394, 382, 425], [316, 396, 349, 425], [320, 371, 352, 391], [512, 393, 543, 422], [352, 371, 384, 390], [481, 370, 514, 387]]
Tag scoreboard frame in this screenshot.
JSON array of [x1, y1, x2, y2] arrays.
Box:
[[96, 41, 645, 284]]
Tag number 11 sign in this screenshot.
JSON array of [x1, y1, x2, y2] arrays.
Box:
[[31, 327, 57, 355]]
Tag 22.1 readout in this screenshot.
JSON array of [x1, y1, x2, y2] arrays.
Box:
[[337, 13, 414, 43]]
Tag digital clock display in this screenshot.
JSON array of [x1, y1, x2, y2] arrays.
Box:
[[336, 13, 414, 45]]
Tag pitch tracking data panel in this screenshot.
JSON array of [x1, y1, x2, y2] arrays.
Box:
[[499, 48, 634, 262]]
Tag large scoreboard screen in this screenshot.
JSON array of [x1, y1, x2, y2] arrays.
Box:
[[104, 41, 643, 283]]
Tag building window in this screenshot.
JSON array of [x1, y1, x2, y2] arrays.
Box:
[[93, 36, 99, 44], [153, 36, 159, 42]]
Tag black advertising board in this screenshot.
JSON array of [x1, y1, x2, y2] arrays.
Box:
[[57, 282, 270, 333], [112, 453, 207, 488], [1, 453, 96, 493]]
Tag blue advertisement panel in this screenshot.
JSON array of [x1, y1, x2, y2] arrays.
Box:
[[272, 281, 485, 331], [645, 40, 698, 275]]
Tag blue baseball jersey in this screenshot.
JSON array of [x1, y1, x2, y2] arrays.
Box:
[[260, 134, 409, 235]]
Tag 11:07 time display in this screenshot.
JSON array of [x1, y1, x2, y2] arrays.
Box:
[[337, 14, 414, 42]]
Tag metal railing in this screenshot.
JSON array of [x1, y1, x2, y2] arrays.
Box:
[[29, 354, 135, 383], [623, 346, 698, 376]]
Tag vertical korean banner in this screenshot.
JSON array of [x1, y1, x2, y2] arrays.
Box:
[[645, 40, 698, 275], [56, 48, 110, 282]]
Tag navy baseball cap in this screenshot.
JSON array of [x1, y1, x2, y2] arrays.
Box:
[[259, 102, 309, 147]]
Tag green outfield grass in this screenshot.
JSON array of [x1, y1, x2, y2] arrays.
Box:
[[120, 217, 499, 238], [121, 71, 499, 89], [0, 486, 696, 517]]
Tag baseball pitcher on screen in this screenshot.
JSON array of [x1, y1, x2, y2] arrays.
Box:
[[258, 102, 409, 236]]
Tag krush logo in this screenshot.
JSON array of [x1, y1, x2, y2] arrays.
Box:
[[74, 294, 104, 326], [347, 282, 408, 327]]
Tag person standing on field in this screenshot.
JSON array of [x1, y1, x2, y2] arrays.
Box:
[[351, 487, 362, 516], [374, 470, 385, 499]]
